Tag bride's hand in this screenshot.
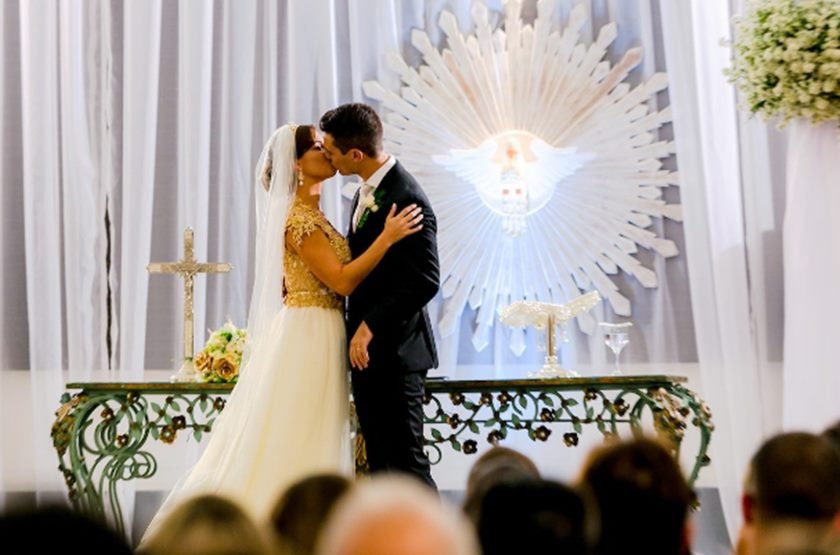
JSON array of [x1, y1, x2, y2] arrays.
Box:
[[381, 204, 423, 245]]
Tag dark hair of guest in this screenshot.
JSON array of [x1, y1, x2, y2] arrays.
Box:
[[0, 505, 132, 554], [580, 437, 694, 555], [462, 446, 541, 526], [477, 478, 596, 555], [269, 473, 352, 555], [748, 431, 840, 522]]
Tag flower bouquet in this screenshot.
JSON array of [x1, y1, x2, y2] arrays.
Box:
[[726, 0, 840, 127], [193, 320, 246, 383]]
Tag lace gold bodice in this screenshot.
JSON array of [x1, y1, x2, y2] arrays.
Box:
[[283, 199, 350, 310]]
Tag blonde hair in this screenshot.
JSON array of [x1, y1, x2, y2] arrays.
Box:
[[138, 494, 270, 555], [316, 475, 479, 555]]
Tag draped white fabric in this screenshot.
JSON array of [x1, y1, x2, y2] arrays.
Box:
[[783, 120, 840, 433], [176, 0, 214, 363], [658, 0, 781, 540], [19, 0, 64, 374], [0, 0, 810, 547], [118, 0, 163, 377]]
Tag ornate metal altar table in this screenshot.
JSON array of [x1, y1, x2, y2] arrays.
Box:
[[51, 375, 713, 536]]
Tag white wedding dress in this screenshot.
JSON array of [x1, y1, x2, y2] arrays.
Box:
[[141, 198, 353, 542]]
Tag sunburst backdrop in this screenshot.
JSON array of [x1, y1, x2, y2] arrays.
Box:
[[363, 0, 680, 354]]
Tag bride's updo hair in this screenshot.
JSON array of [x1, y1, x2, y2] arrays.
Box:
[[295, 125, 316, 160]]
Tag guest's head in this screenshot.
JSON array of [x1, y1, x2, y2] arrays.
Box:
[[743, 432, 840, 526], [477, 478, 596, 555], [319, 103, 383, 177], [0, 505, 132, 553], [735, 432, 840, 555], [822, 420, 840, 455], [316, 475, 479, 555], [269, 473, 352, 555], [462, 446, 541, 525], [579, 437, 694, 555], [138, 494, 270, 555]]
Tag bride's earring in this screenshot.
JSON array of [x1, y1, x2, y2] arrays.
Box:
[[297, 168, 304, 188]]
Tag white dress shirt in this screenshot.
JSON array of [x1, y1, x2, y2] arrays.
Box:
[[352, 155, 396, 232]]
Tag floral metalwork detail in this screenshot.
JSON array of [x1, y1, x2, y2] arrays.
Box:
[[50, 384, 232, 536], [421, 377, 714, 487]]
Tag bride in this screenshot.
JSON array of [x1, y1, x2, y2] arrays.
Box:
[[141, 123, 422, 542]]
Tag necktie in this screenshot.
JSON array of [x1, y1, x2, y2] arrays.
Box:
[[353, 183, 375, 232]]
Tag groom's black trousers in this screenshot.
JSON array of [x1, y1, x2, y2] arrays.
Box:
[[351, 365, 437, 490]]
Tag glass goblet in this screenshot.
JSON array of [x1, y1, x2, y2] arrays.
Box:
[[598, 322, 633, 376]]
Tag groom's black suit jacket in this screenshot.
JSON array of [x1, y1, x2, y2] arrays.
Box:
[[347, 161, 439, 373]]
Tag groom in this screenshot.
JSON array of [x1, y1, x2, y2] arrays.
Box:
[[320, 103, 439, 490]]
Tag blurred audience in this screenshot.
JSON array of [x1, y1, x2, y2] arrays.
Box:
[[461, 445, 541, 526], [19, 427, 839, 555], [137, 493, 271, 555], [579, 436, 694, 555], [477, 477, 596, 555], [735, 431, 840, 555], [0, 504, 132, 554], [269, 473, 352, 555], [316, 474, 478, 555]]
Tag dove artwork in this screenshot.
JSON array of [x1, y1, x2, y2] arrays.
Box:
[[362, 0, 680, 353], [433, 131, 594, 236]]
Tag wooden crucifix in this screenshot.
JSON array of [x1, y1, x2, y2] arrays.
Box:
[[148, 227, 231, 381]]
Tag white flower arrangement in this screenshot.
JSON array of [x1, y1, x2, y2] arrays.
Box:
[[726, 0, 840, 127], [193, 320, 246, 383], [360, 188, 380, 213], [357, 185, 384, 229]]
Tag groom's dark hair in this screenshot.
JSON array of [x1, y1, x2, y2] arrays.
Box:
[[319, 103, 383, 158]]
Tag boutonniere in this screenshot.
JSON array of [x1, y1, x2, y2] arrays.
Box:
[[357, 186, 387, 229]]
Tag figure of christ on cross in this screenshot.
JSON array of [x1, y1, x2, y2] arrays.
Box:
[[147, 227, 231, 382]]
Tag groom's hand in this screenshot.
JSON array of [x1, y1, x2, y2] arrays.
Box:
[[349, 322, 373, 370]]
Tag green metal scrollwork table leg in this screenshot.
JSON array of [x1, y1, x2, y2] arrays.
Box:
[[51, 388, 228, 536]]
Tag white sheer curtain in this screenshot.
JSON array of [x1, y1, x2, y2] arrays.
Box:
[[660, 0, 787, 540], [118, 0, 162, 377], [19, 0, 64, 374], [2, 0, 794, 545]]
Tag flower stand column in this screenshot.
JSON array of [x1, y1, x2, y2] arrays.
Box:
[[782, 120, 840, 430], [727, 0, 840, 431]]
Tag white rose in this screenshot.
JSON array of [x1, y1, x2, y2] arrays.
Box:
[[360, 193, 376, 208]]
